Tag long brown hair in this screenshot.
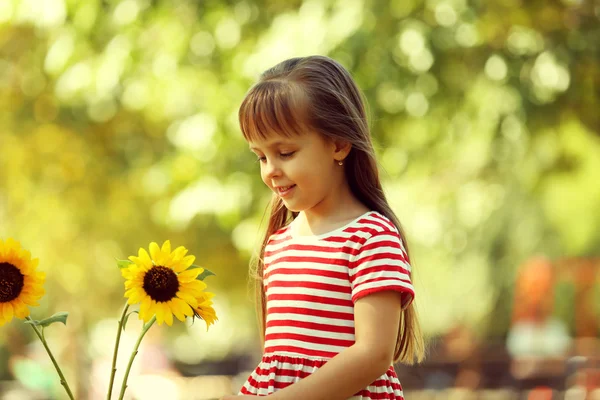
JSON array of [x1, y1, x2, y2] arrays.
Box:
[[238, 56, 424, 364]]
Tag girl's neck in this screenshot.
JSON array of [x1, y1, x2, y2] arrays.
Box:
[[296, 184, 370, 236]]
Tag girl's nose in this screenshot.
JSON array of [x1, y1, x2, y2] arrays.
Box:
[[262, 160, 281, 180]]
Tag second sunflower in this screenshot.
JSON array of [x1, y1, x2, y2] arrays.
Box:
[[121, 240, 209, 326]]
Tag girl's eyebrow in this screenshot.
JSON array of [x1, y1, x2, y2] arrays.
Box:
[[249, 140, 292, 151]]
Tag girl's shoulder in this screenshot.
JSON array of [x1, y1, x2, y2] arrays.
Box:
[[354, 210, 399, 235]]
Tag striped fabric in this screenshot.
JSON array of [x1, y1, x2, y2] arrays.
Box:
[[240, 211, 414, 399]]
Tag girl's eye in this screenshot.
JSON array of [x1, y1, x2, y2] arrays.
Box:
[[255, 152, 294, 163]]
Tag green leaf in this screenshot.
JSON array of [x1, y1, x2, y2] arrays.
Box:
[[24, 312, 69, 328], [122, 310, 139, 331], [117, 259, 134, 269], [191, 265, 215, 281], [187, 265, 216, 280], [197, 268, 215, 281]]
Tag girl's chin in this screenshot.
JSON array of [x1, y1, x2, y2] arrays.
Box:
[[283, 203, 299, 212], [282, 200, 302, 213]]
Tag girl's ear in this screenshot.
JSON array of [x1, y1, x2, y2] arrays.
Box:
[[332, 139, 352, 161]]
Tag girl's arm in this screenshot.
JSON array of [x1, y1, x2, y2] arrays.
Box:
[[267, 290, 404, 400]]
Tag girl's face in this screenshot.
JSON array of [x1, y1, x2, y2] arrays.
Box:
[[248, 131, 343, 215]]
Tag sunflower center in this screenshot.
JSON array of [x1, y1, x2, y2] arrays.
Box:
[[143, 266, 179, 302], [0, 262, 25, 303]]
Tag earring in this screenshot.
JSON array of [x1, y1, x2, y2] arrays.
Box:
[[337, 160, 344, 166]]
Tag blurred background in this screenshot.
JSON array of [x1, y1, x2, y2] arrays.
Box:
[[0, 0, 599, 398]]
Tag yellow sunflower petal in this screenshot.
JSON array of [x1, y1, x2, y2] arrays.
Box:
[[137, 248, 153, 268], [23, 274, 45, 288], [198, 292, 216, 302], [171, 263, 186, 273], [121, 267, 136, 279], [151, 242, 172, 266], [181, 280, 207, 292], [125, 288, 145, 304], [163, 303, 173, 326], [19, 262, 32, 276], [2, 303, 14, 323], [35, 271, 46, 281], [161, 240, 172, 256], [137, 311, 149, 323], [194, 304, 218, 331], [149, 242, 162, 263], [182, 255, 195, 268], [168, 300, 184, 322], [127, 255, 139, 265], [170, 246, 188, 263], [176, 291, 198, 308], [172, 255, 196, 273], [177, 269, 201, 283], [139, 297, 151, 316], [150, 300, 161, 320], [12, 299, 30, 319], [178, 285, 204, 298], [21, 286, 45, 299], [170, 298, 191, 321], [155, 302, 165, 325], [139, 300, 154, 323], [126, 272, 144, 282], [124, 280, 138, 289], [19, 292, 39, 306], [133, 290, 148, 304], [26, 276, 45, 287], [20, 248, 32, 262]]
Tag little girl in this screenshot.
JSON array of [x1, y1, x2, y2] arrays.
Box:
[[222, 56, 425, 400]]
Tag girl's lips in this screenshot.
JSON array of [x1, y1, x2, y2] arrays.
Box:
[[277, 185, 296, 197]]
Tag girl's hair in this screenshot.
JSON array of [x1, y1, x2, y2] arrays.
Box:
[[238, 55, 424, 364]]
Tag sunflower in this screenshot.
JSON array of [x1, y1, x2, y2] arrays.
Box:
[[192, 291, 218, 330], [122, 240, 209, 326], [0, 238, 45, 326]]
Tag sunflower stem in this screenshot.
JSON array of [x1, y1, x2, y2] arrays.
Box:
[[118, 316, 156, 400], [26, 316, 75, 400], [107, 302, 129, 400]]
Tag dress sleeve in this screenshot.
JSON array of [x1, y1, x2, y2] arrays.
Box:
[[349, 230, 414, 309]]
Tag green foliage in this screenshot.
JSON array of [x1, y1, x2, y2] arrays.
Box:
[[121, 310, 139, 331], [189, 265, 216, 281], [24, 312, 69, 328], [116, 260, 134, 269]]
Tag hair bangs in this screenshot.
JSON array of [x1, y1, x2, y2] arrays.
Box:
[[239, 80, 309, 142]]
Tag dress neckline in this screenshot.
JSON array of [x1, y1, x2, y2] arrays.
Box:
[[289, 211, 374, 240]]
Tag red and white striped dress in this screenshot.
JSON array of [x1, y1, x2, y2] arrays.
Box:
[[239, 211, 414, 399]]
